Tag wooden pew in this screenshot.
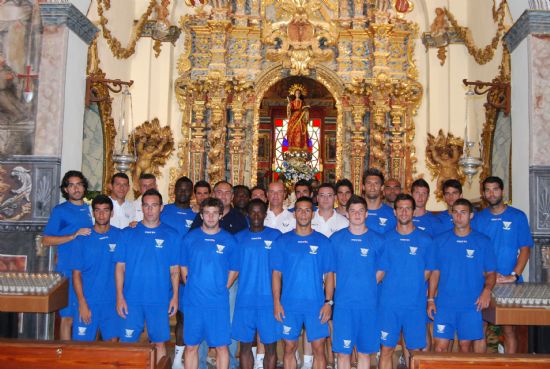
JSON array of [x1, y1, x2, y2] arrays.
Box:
[[411, 352, 550, 369], [0, 339, 170, 369]]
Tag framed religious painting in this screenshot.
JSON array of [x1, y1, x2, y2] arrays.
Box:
[[324, 132, 337, 163], [257, 131, 271, 163]]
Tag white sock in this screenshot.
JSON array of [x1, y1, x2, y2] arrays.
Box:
[[256, 354, 265, 361], [303, 355, 313, 365], [252, 346, 257, 360], [174, 345, 185, 360]]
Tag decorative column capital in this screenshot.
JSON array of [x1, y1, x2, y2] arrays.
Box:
[[40, 3, 98, 45], [504, 10, 550, 52]]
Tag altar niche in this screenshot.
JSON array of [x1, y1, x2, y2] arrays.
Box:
[[256, 77, 337, 189]]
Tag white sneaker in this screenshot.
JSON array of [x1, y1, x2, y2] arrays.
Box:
[[172, 360, 185, 369], [300, 356, 313, 369], [172, 346, 185, 369], [254, 355, 264, 369]]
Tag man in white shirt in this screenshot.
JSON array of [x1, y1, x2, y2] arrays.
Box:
[[133, 173, 157, 222], [109, 173, 136, 229], [312, 183, 349, 237], [264, 181, 295, 233]]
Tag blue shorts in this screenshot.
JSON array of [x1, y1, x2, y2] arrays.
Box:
[[184, 306, 231, 347], [332, 306, 378, 354], [433, 308, 482, 341], [72, 303, 121, 341], [119, 304, 170, 343], [378, 308, 426, 350], [281, 310, 329, 342], [232, 307, 281, 344], [59, 271, 75, 318]]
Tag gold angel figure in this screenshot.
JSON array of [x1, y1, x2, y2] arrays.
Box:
[[426, 129, 465, 201], [130, 118, 175, 193]]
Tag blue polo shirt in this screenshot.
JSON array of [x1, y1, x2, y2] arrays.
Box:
[[43, 201, 93, 272], [365, 203, 396, 234], [472, 206, 533, 275], [433, 230, 496, 310], [181, 228, 239, 309], [71, 227, 122, 304], [234, 227, 282, 308], [160, 204, 195, 237], [113, 222, 180, 306], [330, 228, 384, 309], [379, 229, 435, 309], [270, 230, 334, 313], [412, 212, 443, 237]]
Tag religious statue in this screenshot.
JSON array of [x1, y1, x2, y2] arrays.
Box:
[[426, 129, 465, 201], [430, 8, 449, 36], [130, 118, 174, 194], [0, 164, 31, 221], [286, 84, 310, 152]]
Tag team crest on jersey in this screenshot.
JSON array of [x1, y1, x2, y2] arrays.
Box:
[[343, 340, 351, 349], [78, 327, 87, 336], [502, 221, 512, 230], [283, 325, 291, 335], [360, 248, 369, 257], [309, 246, 318, 255], [125, 329, 134, 338], [466, 249, 475, 258], [379, 218, 388, 226], [155, 239, 164, 248], [380, 331, 389, 340], [409, 246, 418, 256], [264, 240, 272, 250], [185, 219, 193, 228], [109, 244, 117, 252], [436, 324, 445, 334], [216, 244, 226, 254]]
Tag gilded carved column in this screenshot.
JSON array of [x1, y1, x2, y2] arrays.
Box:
[[208, 20, 231, 74], [351, 102, 367, 195], [206, 91, 227, 184], [228, 95, 246, 185], [388, 105, 405, 181], [190, 100, 207, 183]]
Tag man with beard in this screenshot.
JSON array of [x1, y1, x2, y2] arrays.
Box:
[[472, 176, 533, 353], [362, 168, 396, 234], [43, 170, 93, 340], [335, 179, 353, 218], [161, 176, 196, 369], [383, 178, 402, 207], [411, 179, 442, 237], [193, 180, 211, 213]]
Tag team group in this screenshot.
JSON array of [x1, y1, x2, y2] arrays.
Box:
[[42, 168, 533, 369]]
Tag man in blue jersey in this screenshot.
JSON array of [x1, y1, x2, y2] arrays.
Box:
[[331, 195, 384, 369], [378, 194, 434, 369], [362, 168, 396, 234], [115, 189, 180, 363], [72, 195, 121, 342], [181, 197, 239, 369], [161, 176, 196, 369], [383, 178, 402, 207], [233, 199, 282, 369], [435, 179, 463, 233], [335, 179, 353, 218], [271, 196, 335, 369], [428, 198, 496, 353], [411, 179, 442, 237], [473, 176, 533, 353], [42, 170, 93, 340]]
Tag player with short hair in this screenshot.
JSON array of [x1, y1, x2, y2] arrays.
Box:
[[109, 172, 136, 229], [233, 185, 252, 217], [473, 176, 533, 353], [193, 180, 211, 213], [42, 170, 93, 340], [271, 197, 335, 369], [133, 173, 158, 222], [428, 198, 496, 353], [72, 195, 122, 342], [383, 178, 402, 207], [378, 194, 434, 369], [181, 197, 239, 369], [312, 183, 348, 237], [233, 199, 282, 369], [335, 179, 353, 217], [411, 179, 442, 237], [435, 179, 463, 232], [251, 186, 268, 203], [115, 189, 180, 363], [161, 176, 196, 369], [265, 181, 295, 234], [362, 168, 396, 234], [331, 195, 384, 369]]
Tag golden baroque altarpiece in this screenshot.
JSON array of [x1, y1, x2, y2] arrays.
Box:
[[171, 0, 422, 193]]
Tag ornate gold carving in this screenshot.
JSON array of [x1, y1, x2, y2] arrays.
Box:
[[262, 1, 336, 75], [426, 130, 465, 201], [130, 118, 175, 194]]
